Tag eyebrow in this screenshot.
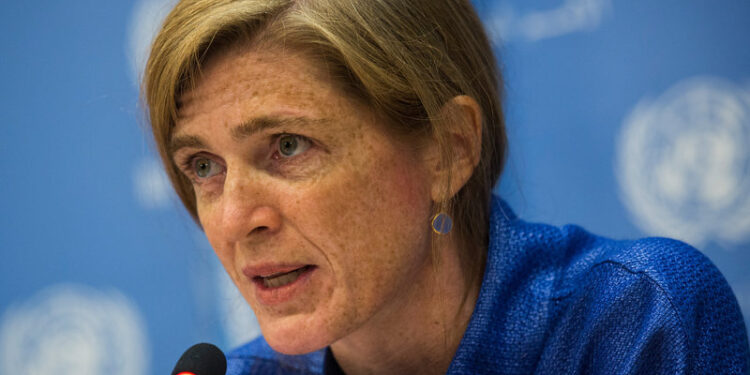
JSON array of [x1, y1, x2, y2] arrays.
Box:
[[169, 116, 329, 155]]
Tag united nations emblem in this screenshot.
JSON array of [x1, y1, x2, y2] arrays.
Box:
[[616, 76, 750, 247], [0, 284, 149, 375], [126, 0, 177, 84]]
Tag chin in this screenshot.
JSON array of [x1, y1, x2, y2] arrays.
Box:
[[259, 314, 337, 355]]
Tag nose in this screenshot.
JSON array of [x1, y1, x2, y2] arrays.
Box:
[[213, 168, 282, 243]]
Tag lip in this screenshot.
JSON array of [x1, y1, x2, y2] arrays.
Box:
[[242, 263, 317, 306]]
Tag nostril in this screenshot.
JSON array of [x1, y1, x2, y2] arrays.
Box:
[[251, 226, 269, 235]]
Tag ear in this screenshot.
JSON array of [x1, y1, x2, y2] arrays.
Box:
[[427, 95, 483, 202]]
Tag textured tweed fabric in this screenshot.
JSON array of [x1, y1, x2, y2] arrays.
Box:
[[226, 197, 750, 374]]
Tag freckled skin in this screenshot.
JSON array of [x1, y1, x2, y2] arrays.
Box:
[[175, 45, 476, 374]]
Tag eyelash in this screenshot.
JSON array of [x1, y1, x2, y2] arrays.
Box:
[[177, 133, 313, 181]]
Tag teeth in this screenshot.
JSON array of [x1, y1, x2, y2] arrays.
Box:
[[262, 267, 308, 288]]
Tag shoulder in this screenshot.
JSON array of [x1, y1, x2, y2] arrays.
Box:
[[486, 197, 749, 370], [225, 336, 324, 375], [553, 227, 723, 296], [557, 229, 740, 326], [540, 228, 750, 373], [519, 218, 740, 310]]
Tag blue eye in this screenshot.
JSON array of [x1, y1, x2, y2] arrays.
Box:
[[192, 157, 221, 178], [278, 134, 311, 157]]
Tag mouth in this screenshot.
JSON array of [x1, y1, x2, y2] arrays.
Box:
[[253, 265, 315, 289], [243, 264, 317, 306]]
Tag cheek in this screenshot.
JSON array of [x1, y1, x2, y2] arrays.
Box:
[[301, 142, 433, 303]]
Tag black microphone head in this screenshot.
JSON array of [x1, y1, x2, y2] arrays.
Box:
[[171, 342, 227, 375]]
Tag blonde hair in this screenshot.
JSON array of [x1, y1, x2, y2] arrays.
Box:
[[144, 0, 507, 289]]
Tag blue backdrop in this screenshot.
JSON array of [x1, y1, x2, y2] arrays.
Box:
[[1, 0, 748, 373]]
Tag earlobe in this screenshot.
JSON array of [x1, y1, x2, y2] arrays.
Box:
[[429, 95, 483, 202]]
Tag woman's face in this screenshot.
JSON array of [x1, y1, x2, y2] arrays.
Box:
[[172, 45, 436, 354]]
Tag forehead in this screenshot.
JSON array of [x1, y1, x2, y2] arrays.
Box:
[[175, 44, 344, 131]]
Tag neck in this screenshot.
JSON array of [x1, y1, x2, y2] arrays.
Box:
[[330, 237, 481, 375]]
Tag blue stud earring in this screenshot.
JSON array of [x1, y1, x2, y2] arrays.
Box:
[[431, 213, 453, 234]]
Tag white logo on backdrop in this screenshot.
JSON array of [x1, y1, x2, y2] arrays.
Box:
[[484, 0, 612, 43], [126, 0, 178, 84], [0, 284, 149, 375], [616, 77, 750, 247], [127, 0, 177, 209], [216, 264, 263, 348], [133, 157, 172, 209]]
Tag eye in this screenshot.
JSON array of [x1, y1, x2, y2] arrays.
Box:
[[192, 157, 222, 179], [277, 134, 311, 158]]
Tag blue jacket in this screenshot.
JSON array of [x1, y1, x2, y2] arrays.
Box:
[[226, 197, 750, 374]]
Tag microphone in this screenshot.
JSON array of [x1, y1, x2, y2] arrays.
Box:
[[171, 342, 227, 375]]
